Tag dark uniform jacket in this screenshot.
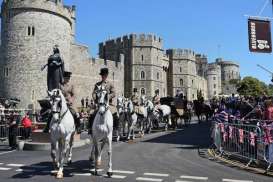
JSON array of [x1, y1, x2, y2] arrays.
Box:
[[92, 80, 116, 105]]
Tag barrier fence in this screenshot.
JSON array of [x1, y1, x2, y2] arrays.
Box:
[[212, 119, 273, 172]]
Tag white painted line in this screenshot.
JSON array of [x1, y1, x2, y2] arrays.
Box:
[[103, 174, 127, 179], [136, 177, 163, 182], [73, 173, 91, 176], [175, 180, 193, 182], [144, 173, 169, 177], [223, 179, 253, 182], [0, 163, 4, 165], [180, 175, 208, 180], [90, 168, 104, 172], [0, 150, 15, 156], [7, 164, 24, 167], [0, 167, 11, 171], [113, 170, 135, 174], [15, 169, 35, 173]]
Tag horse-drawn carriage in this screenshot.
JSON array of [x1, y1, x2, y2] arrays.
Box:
[[160, 97, 192, 128]]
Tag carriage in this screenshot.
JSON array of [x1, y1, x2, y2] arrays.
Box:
[[160, 97, 192, 128]]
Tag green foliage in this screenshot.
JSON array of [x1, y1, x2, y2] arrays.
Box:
[[237, 76, 270, 97]]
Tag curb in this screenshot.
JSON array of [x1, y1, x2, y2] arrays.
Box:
[[207, 148, 273, 177], [23, 139, 91, 151]]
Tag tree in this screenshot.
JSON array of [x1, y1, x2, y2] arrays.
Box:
[[237, 76, 267, 97]]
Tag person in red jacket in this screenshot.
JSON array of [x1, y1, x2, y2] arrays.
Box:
[[21, 113, 32, 140]]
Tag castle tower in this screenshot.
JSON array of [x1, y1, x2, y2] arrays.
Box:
[[99, 33, 169, 98], [206, 63, 221, 99], [166, 49, 198, 100], [216, 58, 240, 95], [0, 0, 76, 108]]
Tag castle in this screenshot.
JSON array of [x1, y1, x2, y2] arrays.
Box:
[[0, 0, 240, 109]]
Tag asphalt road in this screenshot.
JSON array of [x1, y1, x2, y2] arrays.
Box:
[[0, 121, 271, 182]]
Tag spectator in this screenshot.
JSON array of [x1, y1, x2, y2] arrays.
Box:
[[21, 113, 32, 140], [263, 100, 273, 120], [8, 112, 18, 150], [81, 97, 85, 108], [85, 97, 89, 108]]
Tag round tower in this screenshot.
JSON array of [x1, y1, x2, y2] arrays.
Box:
[[0, 0, 76, 108], [206, 63, 221, 99]]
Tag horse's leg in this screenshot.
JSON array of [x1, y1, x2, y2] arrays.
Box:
[[90, 143, 95, 168], [94, 140, 99, 175], [51, 140, 58, 170], [106, 134, 113, 177], [56, 139, 65, 179], [67, 132, 75, 164]]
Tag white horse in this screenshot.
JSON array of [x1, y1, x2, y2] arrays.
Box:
[[48, 89, 75, 179], [126, 99, 138, 140], [115, 96, 127, 141], [90, 85, 113, 177], [140, 95, 154, 134], [152, 105, 171, 131]]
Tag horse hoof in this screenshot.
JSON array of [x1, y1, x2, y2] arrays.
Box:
[[56, 172, 63, 179], [91, 170, 98, 176], [107, 172, 113, 177]]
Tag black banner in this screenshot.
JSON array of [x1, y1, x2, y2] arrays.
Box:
[[248, 18, 272, 53]]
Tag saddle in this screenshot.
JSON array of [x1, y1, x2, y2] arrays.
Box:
[[134, 106, 145, 115], [176, 109, 184, 116]]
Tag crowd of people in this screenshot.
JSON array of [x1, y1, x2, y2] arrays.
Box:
[[211, 93, 273, 123]]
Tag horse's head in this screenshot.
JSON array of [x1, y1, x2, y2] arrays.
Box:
[[48, 89, 64, 121], [140, 95, 147, 106], [95, 85, 109, 115]]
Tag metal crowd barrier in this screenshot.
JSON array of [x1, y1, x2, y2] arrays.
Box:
[[211, 120, 273, 172]]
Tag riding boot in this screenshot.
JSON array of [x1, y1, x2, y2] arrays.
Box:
[[43, 115, 52, 133]]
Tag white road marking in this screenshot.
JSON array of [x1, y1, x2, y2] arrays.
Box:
[[73, 173, 91, 176], [7, 163, 24, 167], [175, 180, 193, 182], [103, 174, 127, 179], [144, 173, 169, 177], [15, 169, 35, 173], [0, 167, 11, 171], [222, 179, 253, 182], [90, 168, 104, 172], [113, 170, 135, 174], [136, 177, 163, 182], [0, 163, 4, 165], [0, 150, 16, 156], [180, 175, 208, 180]]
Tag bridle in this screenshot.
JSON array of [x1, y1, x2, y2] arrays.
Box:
[[51, 95, 68, 123]]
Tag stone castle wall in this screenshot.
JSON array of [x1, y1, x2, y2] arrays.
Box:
[[0, 0, 124, 109], [206, 63, 222, 99]]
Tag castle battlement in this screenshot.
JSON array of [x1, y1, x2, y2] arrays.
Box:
[[167, 49, 196, 61], [1, 0, 75, 24]]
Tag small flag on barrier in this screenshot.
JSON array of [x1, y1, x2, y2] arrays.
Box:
[[223, 131, 228, 142], [229, 126, 233, 139], [239, 129, 244, 143], [250, 132, 256, 146]]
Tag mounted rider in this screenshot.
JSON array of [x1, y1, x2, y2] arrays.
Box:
[[153, 89, 161, 110], [60, 71, 81, 133], [131, 88, 145, 115], [174, 89, 185, 116], [89, 68, 116, 134]]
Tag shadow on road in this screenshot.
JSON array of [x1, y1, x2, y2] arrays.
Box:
[[11, 160, 109, 179], [143, 121, 212, 149]]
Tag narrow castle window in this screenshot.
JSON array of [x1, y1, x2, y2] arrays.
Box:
[[214, 91, 217, 95], [141, 55, 144, 62], [214, 84, 216, 89], [31, 90, 35, 101], [141, 88, 146, 95], [180, 79, 183, 86], [180, 67, 182, 73], [141, 71, 145, 79], [28, 26, 31, 36], [4, 67, 9, 77], [32, 27, 35, 36], [213, 77, 216, 80], [157, 72, 160, 80]]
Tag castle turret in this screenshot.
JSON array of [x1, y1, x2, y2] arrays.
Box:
[[166, 49, 198, 100], [206, 63, 221, 99], [0, 0, 76, 108]]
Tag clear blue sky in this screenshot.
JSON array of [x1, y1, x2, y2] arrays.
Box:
[[2, 0, 273, 84]]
